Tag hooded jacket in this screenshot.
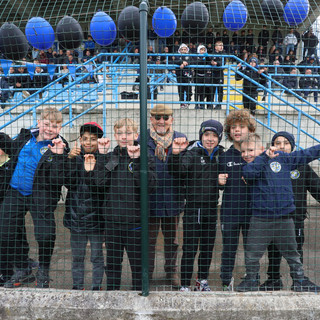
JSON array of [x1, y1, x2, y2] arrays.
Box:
[[242, 145, 320, 219], [168, 141, 224, 218]]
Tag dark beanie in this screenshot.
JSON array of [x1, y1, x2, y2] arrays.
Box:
[[271, 131, 295, 151], [199, 119, 223, 142]]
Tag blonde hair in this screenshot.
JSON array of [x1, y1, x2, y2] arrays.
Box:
[[40, 107, 63, 123], [114, 118, 138, 133], [240, 133, 262, 147], [224, 109, 256, 141]]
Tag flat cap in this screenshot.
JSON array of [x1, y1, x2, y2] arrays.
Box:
[[150, 104, 173, 116]]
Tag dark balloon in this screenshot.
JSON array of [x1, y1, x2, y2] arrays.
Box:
[[181, 2, 209, 35], [118, 6, 140, 42], [261, 0, 284, 21], [0, 23, 29, 60], [56, 16, 84, 49]]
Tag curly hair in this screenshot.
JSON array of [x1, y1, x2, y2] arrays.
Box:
[[224, 109, 256, 141]]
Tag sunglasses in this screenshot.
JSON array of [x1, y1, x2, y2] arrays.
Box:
[[154, 115, 170, 121]]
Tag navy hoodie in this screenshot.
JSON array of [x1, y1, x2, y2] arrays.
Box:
[[219, 145, 251, 223]]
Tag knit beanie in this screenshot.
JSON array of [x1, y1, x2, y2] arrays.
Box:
[[271, 131, 295, 151], [199, 119, 223, 142]]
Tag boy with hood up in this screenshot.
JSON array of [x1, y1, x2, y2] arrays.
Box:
[[168, 120, 225, 292]]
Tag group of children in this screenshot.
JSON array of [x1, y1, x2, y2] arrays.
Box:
[[0, 106, 320, 293]]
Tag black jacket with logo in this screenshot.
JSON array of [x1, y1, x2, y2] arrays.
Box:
[[168, 141, 224, 219], [291, 164, 320, 221], [87, 145, 157, 227]]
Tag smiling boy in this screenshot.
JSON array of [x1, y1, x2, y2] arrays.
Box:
[[0, 107, 69, 288]]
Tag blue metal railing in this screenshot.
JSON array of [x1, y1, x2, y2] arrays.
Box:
[[1, 53, 319, 147]]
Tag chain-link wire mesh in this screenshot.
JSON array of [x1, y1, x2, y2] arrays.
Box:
[[0, 0, 320, 294]]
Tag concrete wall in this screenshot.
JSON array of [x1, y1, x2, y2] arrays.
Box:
[[1, 290, 320, 320]]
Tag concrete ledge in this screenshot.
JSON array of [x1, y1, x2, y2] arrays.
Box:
[[1, 289, 320, 320]]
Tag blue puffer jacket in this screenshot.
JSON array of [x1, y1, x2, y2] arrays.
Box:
[[242, 145, 320, 219]]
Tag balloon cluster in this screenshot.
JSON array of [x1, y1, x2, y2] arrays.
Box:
[[224, 0, 310, 31], [0, 1, 311, 61]]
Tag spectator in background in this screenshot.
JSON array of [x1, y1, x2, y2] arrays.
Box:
[[270, 60, 285, 88], [222, 29, 230, 53], [66, 54, 77, 65], [0, 74, 9, 109], [258, 25, 269, 49], [302, 29, 319, 59], [83, 35, 95, 56], [232, 31, 241, 51], [175, 43, 193, 109], [272, 27, 283, 53], [256, 46, 267, 62], [283, 68, 299, 94], [293, 29, 301, 55], [82, 49, 92, 63], [46, 48, 54, 63], [283, 55, 296, 74], [284, 29, 298, 55], [205, 27, 214, 47], [148, 26, 158, 53], [245, 29, 255, 54], [299, 68, 318, 102], [11, 66, 31, 98], [39, 51, 49, 65], [30, 65, 48, 98]]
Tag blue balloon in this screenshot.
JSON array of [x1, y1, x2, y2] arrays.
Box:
[[25, 17, 55, 50], [283, 0, 309, 26], [223, 0, 248, 32], [152, 7, 177, 38], [90, 11, 117, 46]]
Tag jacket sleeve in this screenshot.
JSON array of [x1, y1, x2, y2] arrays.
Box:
[[304, 164, 320, 203], [84, 153, 112, 187], [235, 67, 244, 81], [0, 132, 14, 156], [242, 152, 269, 181], [289, 145, 320, 169]]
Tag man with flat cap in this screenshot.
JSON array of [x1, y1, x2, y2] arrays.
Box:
[[147, 104, 187, 287]]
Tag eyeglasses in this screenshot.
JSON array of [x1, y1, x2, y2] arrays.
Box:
[[154, 115, 171, 121]]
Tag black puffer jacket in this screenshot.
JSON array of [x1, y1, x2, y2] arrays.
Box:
[[168, 141, 224, 217], [63, 151, 104, 234], [291, 164, 320, 221], [235, 66, 267, 93], [87, 145, 157, 227], [0, 128, 69, 214]]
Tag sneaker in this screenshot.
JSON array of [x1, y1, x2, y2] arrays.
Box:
[[180, 103, 187, 109], [36, 268, 50, 288], [222, 277, 234, 292], [180, 286, 191, 292], [4, 269, 35, 288], [292, 277, 320, 293], [195, 279, 211, 292], [259, 278, 283, 291], [214, 105, 222, 110], [236, 278, 259, 292], [207, 105, 213, 110], [0, 274, 8, 287], [28, 258, 39, 270], [160, 86, 164, 91], [73, 285, 85, 290]]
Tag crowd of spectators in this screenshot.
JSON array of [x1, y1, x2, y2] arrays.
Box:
[[0, 26, 319, 109]]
